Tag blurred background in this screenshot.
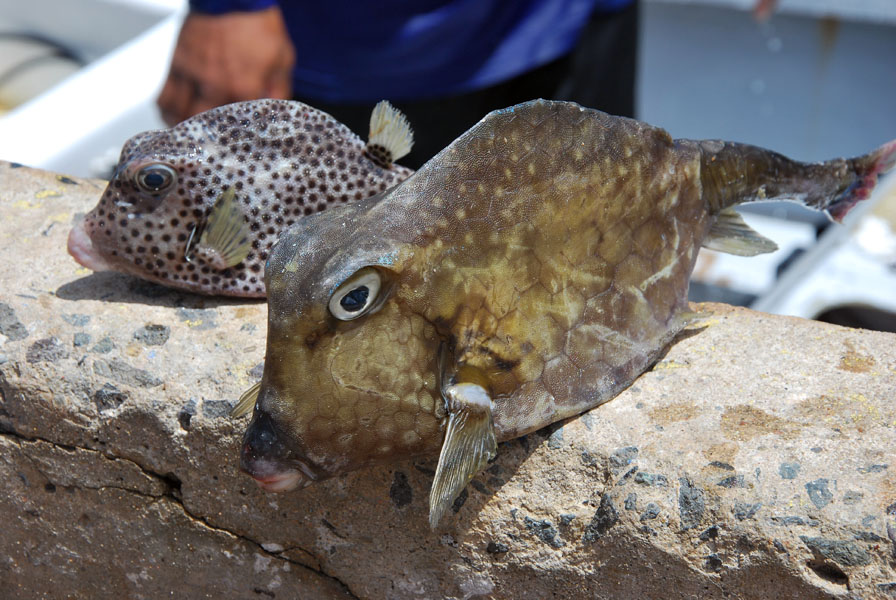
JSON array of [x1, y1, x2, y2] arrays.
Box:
[[0, 0, 894, 329]]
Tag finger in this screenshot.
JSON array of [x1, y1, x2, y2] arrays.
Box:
[[265, 64, 293, 100], [227, 66, 268, 101], [157, 71, 196, 126], [191, 94, 227, 117]]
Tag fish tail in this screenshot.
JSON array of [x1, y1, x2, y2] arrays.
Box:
[[824, 139, 896, 222], [697, 138, 896, 222]]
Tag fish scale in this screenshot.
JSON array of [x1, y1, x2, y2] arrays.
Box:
[[67, 99, 414, 296], [234, 99, 895, 526]]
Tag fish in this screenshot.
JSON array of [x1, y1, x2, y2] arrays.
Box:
[[67, 99, 414, 297], [233, 99, 896, 526]]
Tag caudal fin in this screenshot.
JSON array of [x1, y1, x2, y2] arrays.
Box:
[[826, 139, 896, 222]]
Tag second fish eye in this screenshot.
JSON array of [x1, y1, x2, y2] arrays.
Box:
[[135, 164, 177, 195]]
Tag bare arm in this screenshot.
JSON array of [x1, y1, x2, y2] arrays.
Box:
[[157, 6, 295, 125]]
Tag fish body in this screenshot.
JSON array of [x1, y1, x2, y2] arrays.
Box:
[[237, 100, 896, 525], [67, 99, 414, 296]]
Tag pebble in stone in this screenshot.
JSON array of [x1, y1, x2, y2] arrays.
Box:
[[133, 324, 170, 346], [389, 471, 413, 508], [717, 475, 745, 488], [800, 536, 871, 567], [73, 333, 91, 347], [707, 461, 734, 471], [201, 399, 233, 419], [524, 517, 565, 549], [704, 554, 723, 571], [93, 358, 162, 388], [0, 302, 28, 341], [699, 525, 719, 541], [91, 337, 115, 354], [609, 446, 639, 472], [547, 426, 564, 450], [93, 383, 128, 410], [778, 462, 800, 479], [857, 464, 887, 474], [26, 337, 68, 363], [634, 472, 668, 487], [805, 479, 833, 509], [486, 541, 509, 554], [733, 502, 761, 521], [61, 313, 90, 327], [178, 398, 197, 431], [678, 478, 705, 530], [842, 491, 864, 506], [640, 503, 661, 521], [176, 308, 218, 331], [583, 495, 619, 543]]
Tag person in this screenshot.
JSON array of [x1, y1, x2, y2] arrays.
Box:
[[158, 1, 639, 168]]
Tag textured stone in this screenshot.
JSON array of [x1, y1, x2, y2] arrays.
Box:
[[2, 161, 896, 599]]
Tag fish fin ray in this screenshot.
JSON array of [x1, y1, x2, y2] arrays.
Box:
[[827, 138, 896, 222], [231, 381, 261, 418], [197, 187, 251, 268], [429, 383, 496, 529], [366, 100, 414, 167], [703, 208, 778, 256]]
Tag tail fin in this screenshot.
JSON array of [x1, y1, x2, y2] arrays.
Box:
[[826, 139, 896, 222], [696, 138, 896, 223]]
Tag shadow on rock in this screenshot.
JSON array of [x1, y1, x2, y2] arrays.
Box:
[[56, 272, 262, 309]]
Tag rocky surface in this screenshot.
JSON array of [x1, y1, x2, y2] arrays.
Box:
[[1, 160, 895, 599]]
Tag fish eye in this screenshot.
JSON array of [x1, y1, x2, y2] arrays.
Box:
[[328, 267, 382, 321], [135, 164, 177, 195]]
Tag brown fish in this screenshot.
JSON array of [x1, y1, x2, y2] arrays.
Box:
[[67, 99, 414, 296], [233, 100, 895, 526]]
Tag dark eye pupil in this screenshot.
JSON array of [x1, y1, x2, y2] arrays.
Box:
[[143, 171, 166, 189], [339, 286, 369, 312]]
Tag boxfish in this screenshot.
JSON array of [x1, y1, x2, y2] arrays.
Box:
[[67, 99, 413, 296], [232, 99, 894, 526]]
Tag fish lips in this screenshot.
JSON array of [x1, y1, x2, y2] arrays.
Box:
[[239, 409, 316, 493], [67, 219, 115, 272]]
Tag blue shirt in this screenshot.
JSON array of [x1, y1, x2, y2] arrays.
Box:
[[190, 0, 634, 102]]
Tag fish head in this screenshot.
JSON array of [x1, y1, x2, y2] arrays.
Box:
[[67, 111, 253, 288], [240, 198, 448, 490]]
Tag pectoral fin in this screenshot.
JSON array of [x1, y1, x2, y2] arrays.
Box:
[[703, 208, 778, 257], [365, 100, 414, 168], [231, 381, 261, 418], [429, 382, 497, 528], [186, 187, 251, 269]]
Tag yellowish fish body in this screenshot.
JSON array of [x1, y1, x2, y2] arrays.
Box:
[[237, 100, 895, 525]]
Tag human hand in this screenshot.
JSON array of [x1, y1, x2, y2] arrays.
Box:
[[753, 0, 778, 21], [157, 6, 295, 126]]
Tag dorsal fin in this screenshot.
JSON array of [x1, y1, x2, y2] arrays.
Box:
[[365, 100, 414, 168], [703, 208, 778, 256]]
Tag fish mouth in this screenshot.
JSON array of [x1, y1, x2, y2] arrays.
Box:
[[249, 469, 307, 493], [67, 220, 115, 272]]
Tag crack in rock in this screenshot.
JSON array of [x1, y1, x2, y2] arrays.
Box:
[[1, 427, 359, 599]]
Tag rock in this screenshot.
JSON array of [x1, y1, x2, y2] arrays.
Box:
[[1, 161, 895, 599]]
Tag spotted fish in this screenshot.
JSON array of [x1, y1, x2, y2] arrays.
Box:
[[233, 100, 895, 526], [67, 99, 414, 296]]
